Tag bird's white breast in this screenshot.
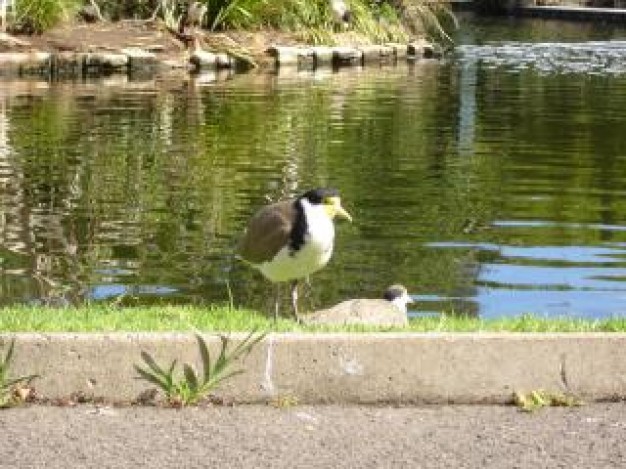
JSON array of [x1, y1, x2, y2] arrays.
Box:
[[257, 200, 335, 283], [331, 0, 348, 14]]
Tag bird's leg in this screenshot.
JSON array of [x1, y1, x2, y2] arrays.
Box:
[[273, 283, 281, 322], [290, 280, 301, 323], [302, 275, 312, 300]]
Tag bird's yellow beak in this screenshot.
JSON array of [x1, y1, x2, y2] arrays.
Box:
[[403, 292, 414, 304], [326, 196, 352, 222]]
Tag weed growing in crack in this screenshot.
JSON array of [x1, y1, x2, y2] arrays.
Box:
[[134, 330, 266, 407], [513, 389, 583, 413], [0, 339, 39, 408]]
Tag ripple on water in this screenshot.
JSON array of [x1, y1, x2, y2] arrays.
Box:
[[420, 239, 626, 319], [456, 40, 626, 75]]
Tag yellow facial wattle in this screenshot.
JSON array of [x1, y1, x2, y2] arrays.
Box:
[[324, 196, 352, 221]]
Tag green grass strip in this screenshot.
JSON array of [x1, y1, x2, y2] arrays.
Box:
[[0, 305, 624, 333]]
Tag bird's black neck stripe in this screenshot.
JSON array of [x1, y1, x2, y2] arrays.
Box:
[[289, 199, 307, 255]]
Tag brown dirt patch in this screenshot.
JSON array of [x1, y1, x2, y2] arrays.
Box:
[[0, 20, 309, 63], [1, 19, 379, 64]]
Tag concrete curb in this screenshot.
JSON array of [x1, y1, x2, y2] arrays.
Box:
[[3, 333, 625, 404]]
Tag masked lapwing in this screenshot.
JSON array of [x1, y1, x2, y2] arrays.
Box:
[[238, 188, 352, 322], [304, 284, 412, 326]]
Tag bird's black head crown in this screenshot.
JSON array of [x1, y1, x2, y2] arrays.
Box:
[[299, 188, 340, 204], [383, 285, 407, 302]]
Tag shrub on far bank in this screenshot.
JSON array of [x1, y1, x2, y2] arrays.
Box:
[[10, 0, 82, 34], [4, 0, 455, 46]]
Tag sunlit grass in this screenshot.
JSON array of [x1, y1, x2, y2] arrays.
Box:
[[405, 314, 626, 333], [0, 306, 624, 333]]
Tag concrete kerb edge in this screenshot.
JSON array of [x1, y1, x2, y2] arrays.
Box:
[[2, 332, 625, 404]]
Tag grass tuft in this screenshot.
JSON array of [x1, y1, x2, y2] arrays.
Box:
[[134, 330, 266, 407], [0, 339, 39, 408], [12, 0, 80, 33], [513, 389, 583, 412]]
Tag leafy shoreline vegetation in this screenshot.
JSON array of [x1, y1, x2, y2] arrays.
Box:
[[6, 0, 455, 44], [0, 305, 624, 332]]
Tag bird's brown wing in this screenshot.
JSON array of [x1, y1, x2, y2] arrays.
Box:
[[238, 200, 295, 264]]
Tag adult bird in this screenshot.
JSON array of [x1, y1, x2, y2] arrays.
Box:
[[238, 188, 352, 322], [329, 0, 352, 31], [304, 284, 413, 327]]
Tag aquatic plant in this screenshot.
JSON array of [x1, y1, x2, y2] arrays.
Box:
[[134, 330, 266, 406]]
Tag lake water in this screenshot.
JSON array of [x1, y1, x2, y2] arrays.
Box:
[[1, 14, 625, 319]]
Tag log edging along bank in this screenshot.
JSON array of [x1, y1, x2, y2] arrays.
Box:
[[0, 41, 444, 78]]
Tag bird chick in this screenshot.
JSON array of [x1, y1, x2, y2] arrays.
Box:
[[304, 284, 413, 327]]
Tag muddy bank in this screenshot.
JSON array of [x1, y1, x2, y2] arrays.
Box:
[[0, 21, 442, 77]]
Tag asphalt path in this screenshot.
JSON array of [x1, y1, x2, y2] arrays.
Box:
[[1, 403, 624, 468]]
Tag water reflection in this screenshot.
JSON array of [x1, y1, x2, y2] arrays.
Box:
[[0, 17, 625, 319]]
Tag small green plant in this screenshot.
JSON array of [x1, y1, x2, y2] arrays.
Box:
[[161, 0, 183, 31], [513, 389, 583, 413], [0, 339, 39, 408], [392, 0, 457, 44], [203, 0, 254, 31], [12, 0, 81, 33], [270, 394, 299, 409], [135, 330, 266, 407]]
